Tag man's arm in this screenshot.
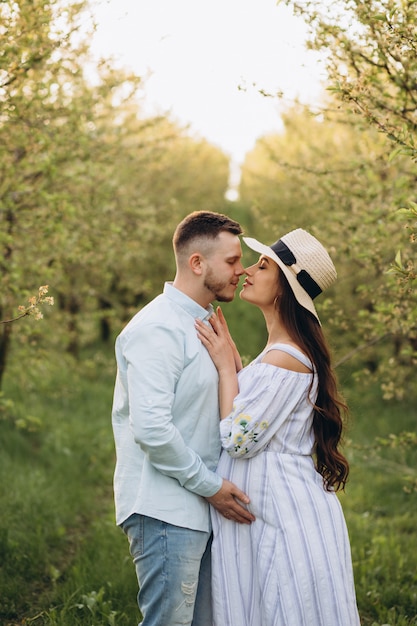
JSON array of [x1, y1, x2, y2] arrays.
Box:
[[121, 322, 222, 496]]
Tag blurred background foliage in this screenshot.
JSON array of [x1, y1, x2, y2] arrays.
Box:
[[1, 0, 415, 398], [1, 0, 416, 622]]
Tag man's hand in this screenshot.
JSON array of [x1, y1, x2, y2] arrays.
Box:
[[206, 479, 255, 524]]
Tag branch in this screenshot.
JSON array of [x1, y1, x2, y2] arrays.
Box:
[[335, 332, 392, 368], [0, 286, 54, 325], [0, 311, 31, 325]]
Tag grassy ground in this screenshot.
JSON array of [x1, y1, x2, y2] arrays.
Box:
[[0, 345, 416, 625], [341, 379, 417, 626], [0, 346, 140, 626]]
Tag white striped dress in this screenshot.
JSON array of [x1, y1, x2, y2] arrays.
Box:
[[211, 344, 360, 626]]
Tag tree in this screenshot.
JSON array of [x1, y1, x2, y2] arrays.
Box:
[[0, 0, 232, 384], [281, 0, 416, 156], [0, 0, 93, 382], [269, 0, 417, 396], [239, 100, 416, 396]]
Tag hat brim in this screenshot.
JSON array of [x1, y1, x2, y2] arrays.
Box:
[[242, 236, 320, 323]]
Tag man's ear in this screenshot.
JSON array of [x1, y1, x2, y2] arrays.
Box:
[[189, 253, 204, 275]]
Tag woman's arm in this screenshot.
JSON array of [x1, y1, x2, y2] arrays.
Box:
[[219, 365, 314, 458]]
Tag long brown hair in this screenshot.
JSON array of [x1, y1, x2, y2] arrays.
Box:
[[277, 270, 349, 492]]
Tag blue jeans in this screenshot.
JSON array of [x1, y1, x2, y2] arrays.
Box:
[[121, 514, 213, 626]]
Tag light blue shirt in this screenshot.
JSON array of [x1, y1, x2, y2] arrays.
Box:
[[112, 282, 223, 531]]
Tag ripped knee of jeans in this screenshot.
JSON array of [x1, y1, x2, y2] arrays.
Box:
[[176, 580, 198, 611]]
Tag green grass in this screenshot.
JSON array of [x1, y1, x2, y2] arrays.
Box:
[[341, 375, 417, 626], [0, 346, 140, 625], [0, 345, 416, 625]]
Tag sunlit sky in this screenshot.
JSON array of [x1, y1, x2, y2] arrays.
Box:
[[91, 0, 327, 168]]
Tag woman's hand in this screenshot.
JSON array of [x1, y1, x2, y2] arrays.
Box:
[[195, 313, 235, 374], [196, 308, 242, 372], [215, 307, 243, 372], [196, 311, 239, 419]]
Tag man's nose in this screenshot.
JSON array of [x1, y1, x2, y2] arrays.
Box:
[[236, 262, 246, 275]]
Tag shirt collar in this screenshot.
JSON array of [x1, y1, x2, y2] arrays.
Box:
[[163, 282, 214, 321]]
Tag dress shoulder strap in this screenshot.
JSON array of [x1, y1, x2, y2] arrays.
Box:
[[263, 343, 313, 370]]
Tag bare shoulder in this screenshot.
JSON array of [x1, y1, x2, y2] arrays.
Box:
[[261, 347, 312, 374]]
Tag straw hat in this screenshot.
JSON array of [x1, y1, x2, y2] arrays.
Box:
[[242, 228, 337, 323]]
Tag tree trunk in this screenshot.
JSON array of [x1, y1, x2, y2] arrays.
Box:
[[0, 320, 12, 390]]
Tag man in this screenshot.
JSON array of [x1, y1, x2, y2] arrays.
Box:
[[112, 211, 255, 626]]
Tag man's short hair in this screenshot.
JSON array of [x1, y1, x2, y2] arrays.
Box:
[[173, 211, 242, 260]]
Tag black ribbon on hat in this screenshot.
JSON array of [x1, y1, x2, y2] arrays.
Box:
[[270, 239, 322, 300]]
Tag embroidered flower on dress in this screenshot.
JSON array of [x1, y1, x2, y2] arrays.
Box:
[[237, 416, 250, 432], [233, 433, 245, 447], [227, 413, 270, 456]]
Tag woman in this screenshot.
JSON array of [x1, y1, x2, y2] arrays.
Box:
[[196, 228, 360, 626]]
